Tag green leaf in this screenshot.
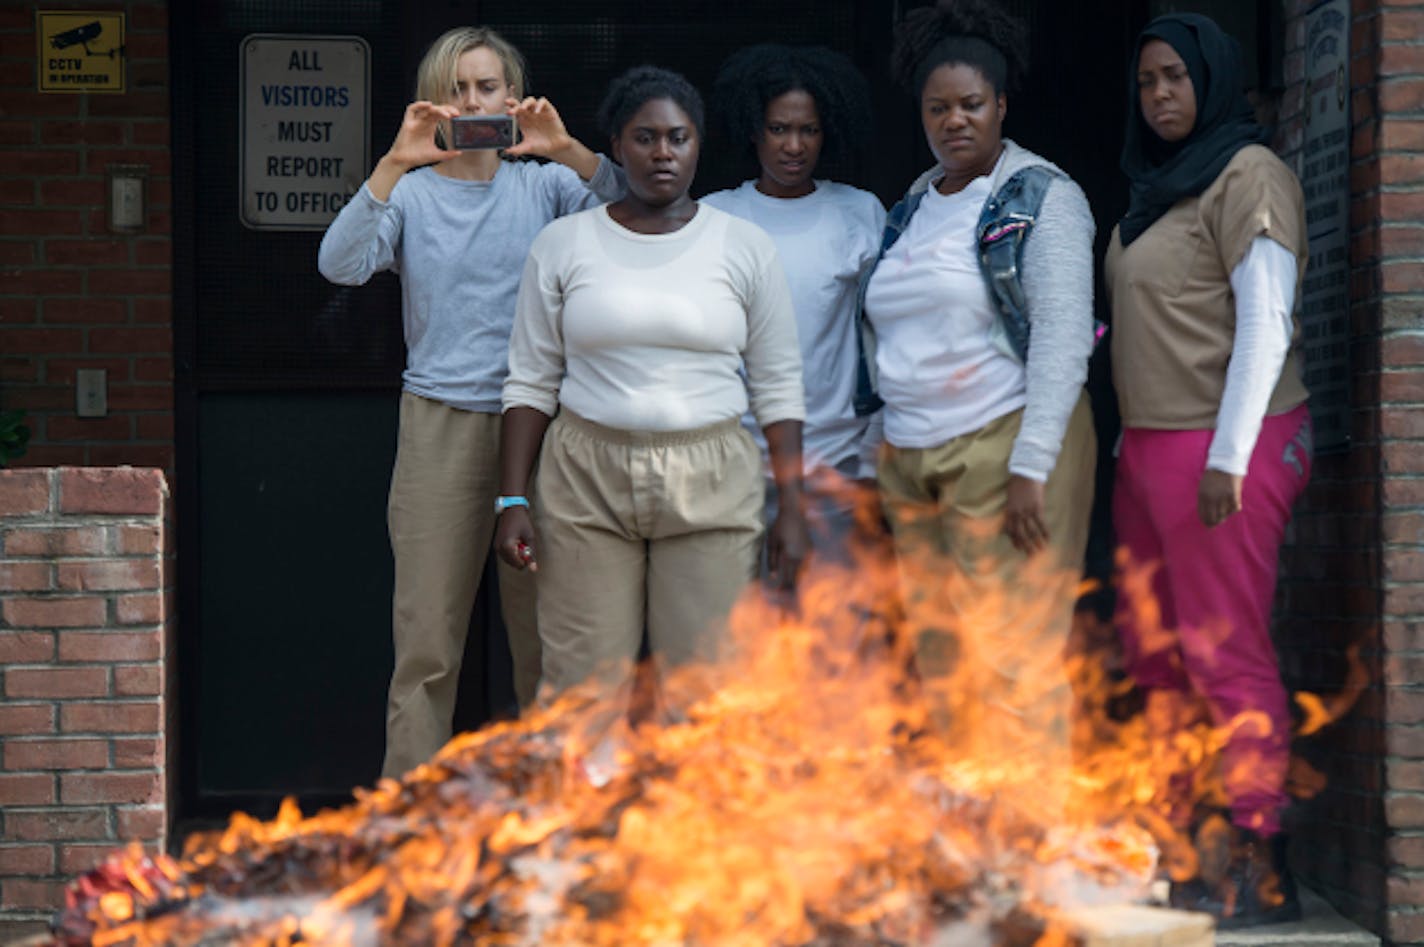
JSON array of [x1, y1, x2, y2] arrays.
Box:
[[0, 410, 31, 466]]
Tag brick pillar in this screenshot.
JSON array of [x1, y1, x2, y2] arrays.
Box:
[[0, 467, 172, 936], [1271, 0, 1386, 932], [1376, 0, 1424, 932], [1273, 0, 1424, 943]]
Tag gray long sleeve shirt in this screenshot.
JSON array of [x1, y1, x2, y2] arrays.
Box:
[[317, 157, 624, 412]]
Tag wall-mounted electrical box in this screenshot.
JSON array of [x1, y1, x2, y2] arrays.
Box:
[[107, 164, 148, 233], [76, 368, 108, 418]]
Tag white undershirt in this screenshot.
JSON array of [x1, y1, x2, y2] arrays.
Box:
[[864, 174, 1027, 449], [1208, 235, 1299, 475]]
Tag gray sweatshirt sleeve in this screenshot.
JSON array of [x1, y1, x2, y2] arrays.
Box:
[[1011, 177, 1095, 480], [316, 183, 402, 285], [545, 155, 627, 215]]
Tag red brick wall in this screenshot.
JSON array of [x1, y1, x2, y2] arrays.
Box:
[[1272, 0, 1424, 942], [1374, 0, 1424, 936], [0, 1, 174, 471], [0, 467, 172, 933]]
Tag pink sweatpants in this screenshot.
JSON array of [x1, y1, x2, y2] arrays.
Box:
[[1113, 404, 1312, 836]]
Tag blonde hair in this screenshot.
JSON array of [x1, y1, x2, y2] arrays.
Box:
[[415, 27, 526, 104]]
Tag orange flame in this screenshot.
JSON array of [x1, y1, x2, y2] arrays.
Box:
[[54, 538, 1366, 945]]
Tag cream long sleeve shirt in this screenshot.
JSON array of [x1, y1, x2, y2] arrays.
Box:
[[503, 204, 805, 432]]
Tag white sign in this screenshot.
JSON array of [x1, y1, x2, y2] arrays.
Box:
[[240, 35, 369, 231], [1299, 0, 1350, 451]]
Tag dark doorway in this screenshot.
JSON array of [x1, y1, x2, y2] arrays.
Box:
[[173, 0, 1162, 821]]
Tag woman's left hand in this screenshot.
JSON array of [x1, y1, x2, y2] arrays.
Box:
[[1198, 468, 1244, 527], [767, 505, 811, 591], [504, 96, 572, 159], [1004, 474, 1050, 555]]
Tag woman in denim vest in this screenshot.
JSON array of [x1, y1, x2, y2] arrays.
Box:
[[861, 0, 1097, 823]]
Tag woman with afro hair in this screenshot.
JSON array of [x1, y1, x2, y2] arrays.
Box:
[[701, 44, 886, 571], [862, 0, 1097, 816]]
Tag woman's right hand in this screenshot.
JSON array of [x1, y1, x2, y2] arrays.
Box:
[[495, 507, 539, 572], [384, 101, 461, 171], [365, 102, 463, 202]]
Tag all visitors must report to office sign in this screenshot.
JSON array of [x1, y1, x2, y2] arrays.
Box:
[[240, 35, 369, 231]]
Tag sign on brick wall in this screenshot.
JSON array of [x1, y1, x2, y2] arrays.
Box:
[[239, 35, 370, 231], [1300, 0, 1350, 451], [35, 11, 125, 93]]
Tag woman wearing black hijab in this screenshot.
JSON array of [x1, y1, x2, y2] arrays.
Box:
[[1104, 13, 1311, 928]]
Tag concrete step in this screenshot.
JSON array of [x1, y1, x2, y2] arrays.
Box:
[[0, 918, 47, 947], [2, 888, 1383, 947], [1216, 888, 1380, 946]]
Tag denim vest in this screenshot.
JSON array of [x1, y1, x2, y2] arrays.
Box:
[[852, 165, 1057, 417]]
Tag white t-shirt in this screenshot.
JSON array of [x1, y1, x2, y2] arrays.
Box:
[[700, 180, 884, 475], [503, 204, 805, 432], [864, 173, 1027, 449]]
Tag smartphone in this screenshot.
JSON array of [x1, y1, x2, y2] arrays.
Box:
[[449, 115, 516, 150]]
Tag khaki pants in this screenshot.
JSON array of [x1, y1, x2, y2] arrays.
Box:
[[878, 392, 1095, 816], [534, 410, 763, 696], [382, 392, 540, 779]]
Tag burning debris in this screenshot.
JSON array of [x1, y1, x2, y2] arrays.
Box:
[[51, 555, 1181, 947]]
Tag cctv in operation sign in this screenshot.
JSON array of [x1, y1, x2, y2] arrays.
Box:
[[240, 35, 370, 231], [37, 11, 125, 92]]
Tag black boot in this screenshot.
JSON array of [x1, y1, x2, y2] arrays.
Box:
[[1169, 822, 1302, 928]]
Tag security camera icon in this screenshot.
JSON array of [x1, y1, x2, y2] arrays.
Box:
[[50, 22, 103, 55]]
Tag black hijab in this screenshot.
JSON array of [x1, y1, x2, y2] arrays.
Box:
[[1118, 13, 1270, 246]]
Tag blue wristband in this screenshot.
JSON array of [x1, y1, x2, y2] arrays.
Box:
[[493, 495, 529, 515]]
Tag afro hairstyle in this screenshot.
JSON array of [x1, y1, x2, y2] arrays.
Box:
[[890, 0, 1030, 98], [710, 44, 873, 177]]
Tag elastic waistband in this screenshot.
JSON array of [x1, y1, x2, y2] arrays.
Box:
[[556, 409, 745, 447]]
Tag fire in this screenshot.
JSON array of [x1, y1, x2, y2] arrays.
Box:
[[50, 537, 1361, 946]]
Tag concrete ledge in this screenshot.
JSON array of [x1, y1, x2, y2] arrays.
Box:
[[1217, 888, 1380, 946], [0, 888, 1384, 947], [0, 917, 48, 946]]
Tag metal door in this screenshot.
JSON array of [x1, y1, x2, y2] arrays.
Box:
[[172, 0, 1159, 820]]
